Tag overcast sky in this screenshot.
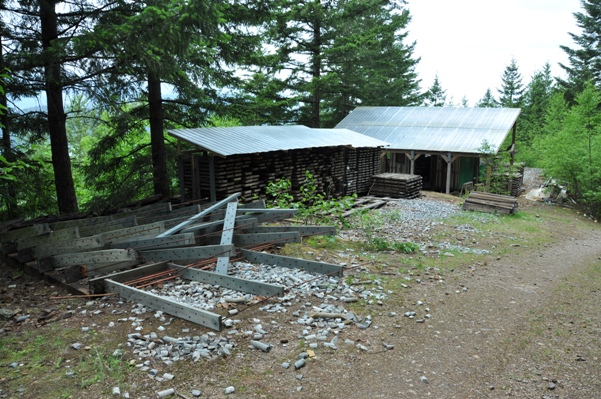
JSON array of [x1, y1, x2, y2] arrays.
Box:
[[406, 0, 583, 106]]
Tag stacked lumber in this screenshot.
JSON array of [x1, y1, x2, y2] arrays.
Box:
[[462, 192, 518, 214], [369, 173, 422, 199], [185, 147, 381, 202]]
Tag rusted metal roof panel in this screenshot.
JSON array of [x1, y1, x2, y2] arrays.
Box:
[[335, 107, 521, 154], [168, 126, 389, 156]]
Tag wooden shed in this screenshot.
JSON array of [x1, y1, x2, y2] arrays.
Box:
[[336, 106, 522, 194], [168, 125, 389, 203]]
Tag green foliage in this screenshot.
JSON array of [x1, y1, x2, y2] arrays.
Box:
[[477, 140, 519, 195], [266, 178, 294, 209], [265, 170, 356, 225], [393, 241, 420, 253], [0, 145, 59, 219], [516, 63, 556, 165], [0, 155, 26, 182], [537, 83, 601, 217], [354, 210, 384, 249]]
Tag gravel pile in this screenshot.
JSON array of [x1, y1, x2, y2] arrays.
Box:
[[341, 197, 462, 244], [383, 197, 462, 221], [147, 261, 381, 312]]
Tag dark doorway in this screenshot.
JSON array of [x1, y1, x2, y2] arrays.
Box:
[[414, 155, 432, 189]]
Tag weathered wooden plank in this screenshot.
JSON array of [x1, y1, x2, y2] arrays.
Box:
[[462, 202, 513, 214]]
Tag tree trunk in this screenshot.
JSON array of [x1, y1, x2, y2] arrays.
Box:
[[0, 34, 18, 218], [311, 17, 321, 128], [40, 0, 78, 215], [148, 71, 170, 198]]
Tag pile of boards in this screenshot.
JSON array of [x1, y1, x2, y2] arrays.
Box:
[[369, 173, 422, 199], [462, 192, 518, 214]]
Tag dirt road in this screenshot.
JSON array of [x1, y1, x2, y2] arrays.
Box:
[[286, 214, 601, 398]]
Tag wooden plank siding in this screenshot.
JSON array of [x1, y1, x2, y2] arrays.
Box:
[[180, 147, 381, 202]]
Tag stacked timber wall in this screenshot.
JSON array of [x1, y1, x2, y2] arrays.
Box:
[[180, 147, 381, 202]]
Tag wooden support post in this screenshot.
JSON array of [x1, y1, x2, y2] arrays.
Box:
[[439, 152, 459, 194], [405, 152, 422, 176], [507, 122, 517, 194], [209, 155, 216, 203]]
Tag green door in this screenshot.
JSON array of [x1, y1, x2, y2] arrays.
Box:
[[458, 157, 476, 187]]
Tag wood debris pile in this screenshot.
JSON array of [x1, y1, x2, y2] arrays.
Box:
[[462, 192, 518, 214], [369, 173, 422, 199]]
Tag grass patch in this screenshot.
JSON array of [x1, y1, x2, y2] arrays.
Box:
[[0, 317, 135, 398]]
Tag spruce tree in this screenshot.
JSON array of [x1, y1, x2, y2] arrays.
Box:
[[558, 0, 601, 103], [265, 0, 421, 127], [423, 74, 447, 107], [497, 58, 524, 108], [476, 88, 498, 108], [2, 0, 108, 215]]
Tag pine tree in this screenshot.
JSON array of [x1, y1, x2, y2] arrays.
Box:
[[2, 0, 108, 215], [264, 0, 421, 127], [520, 63, 555, 140], [497, 58, 525, 108], [423, 74, 447, 107], [86, 0, 264, 200], [323, 0, 421, 125], [558, 0, 601, 103], [476, 88, 498, 108]]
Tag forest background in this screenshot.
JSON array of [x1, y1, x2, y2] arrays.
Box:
[[1, 0, 600, 220]]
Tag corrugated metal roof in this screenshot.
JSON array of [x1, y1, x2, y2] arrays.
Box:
[[335, 106, 521, 154], [168, 125, 389, 157]]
